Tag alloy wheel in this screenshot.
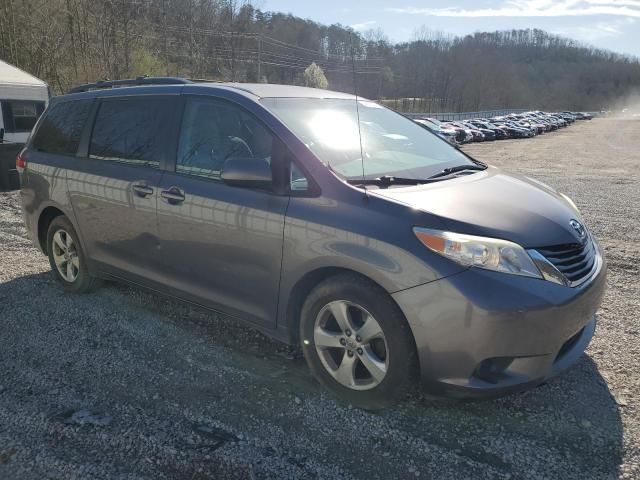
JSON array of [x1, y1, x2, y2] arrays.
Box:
[[51, 229, 79, 282], [313, 300, 389, 390]]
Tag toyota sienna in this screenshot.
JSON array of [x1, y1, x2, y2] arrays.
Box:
[[19, 78, 606, 409]]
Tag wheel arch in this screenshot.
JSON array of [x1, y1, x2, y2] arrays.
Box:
[[283, 267, 420, 368], [37, 206, 66, 254]]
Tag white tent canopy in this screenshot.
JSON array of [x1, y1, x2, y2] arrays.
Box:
[[0, 60, 49, 143], [0, 59, 48, 101]]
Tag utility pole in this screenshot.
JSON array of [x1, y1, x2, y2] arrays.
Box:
[[122, 0, 130, 75], [8, 0, 19, 66], [189, 0, 194, 76], [257, 35, 262, 81], [66, 0, 78, 80], [163, 0, 169, 75]]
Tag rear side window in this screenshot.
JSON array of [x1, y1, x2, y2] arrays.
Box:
[[32, 100, 91, 155], [89, 97, 172, 168]]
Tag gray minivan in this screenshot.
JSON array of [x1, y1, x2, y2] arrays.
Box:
[[19, 78, 606, 409]]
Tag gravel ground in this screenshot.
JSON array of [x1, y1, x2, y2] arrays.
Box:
[[0, 117, 638, 479]]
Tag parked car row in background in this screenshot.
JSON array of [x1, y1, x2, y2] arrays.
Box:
[[412, 110, 593, 145]]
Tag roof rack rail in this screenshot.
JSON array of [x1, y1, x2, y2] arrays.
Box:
[[186, 77, 220, 83], [67, 76, 192, 94]]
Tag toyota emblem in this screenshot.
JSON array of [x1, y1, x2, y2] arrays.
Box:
[[569, 219, 586, 239]]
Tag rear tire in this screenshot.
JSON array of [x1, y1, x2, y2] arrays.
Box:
[[46, 216, 100, 293], [300, 273, 418, 410]]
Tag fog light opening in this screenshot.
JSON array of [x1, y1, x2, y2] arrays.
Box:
[[554, 327, 584, 364], [474, 357, 514, 384]]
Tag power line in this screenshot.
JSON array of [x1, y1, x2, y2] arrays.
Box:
[[128, 24, 384, 63], [126, 30, 384, 74]]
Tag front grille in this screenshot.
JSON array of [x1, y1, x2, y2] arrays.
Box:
[[536, 238, 596, 285]]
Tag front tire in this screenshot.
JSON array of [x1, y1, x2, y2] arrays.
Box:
[[300, 273, 418, 410], [47, 216, 100, 293]]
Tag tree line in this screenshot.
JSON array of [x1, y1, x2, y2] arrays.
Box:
[[1, 0, 638, 112]]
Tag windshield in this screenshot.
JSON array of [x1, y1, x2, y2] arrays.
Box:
[[261, 98, 473, 180]]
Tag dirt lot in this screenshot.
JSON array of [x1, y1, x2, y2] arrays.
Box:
[[0, 118, 638, 479]]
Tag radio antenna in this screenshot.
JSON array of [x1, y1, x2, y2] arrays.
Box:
[[349, 31, 367, 195]]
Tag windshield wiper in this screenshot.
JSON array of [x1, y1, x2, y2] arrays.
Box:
[[346, 175, 434, 188], [427, 164, 486, 179], [343, 161, 487, 188]]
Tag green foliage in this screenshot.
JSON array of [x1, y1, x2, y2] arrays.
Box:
[[303, 62, 328, 89], [130, 49, 166, 78]]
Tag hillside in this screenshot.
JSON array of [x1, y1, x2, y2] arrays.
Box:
[[0, 0, 638, 111]]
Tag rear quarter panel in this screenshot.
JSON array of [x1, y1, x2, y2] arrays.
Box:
[[20, 150, 80, 254]]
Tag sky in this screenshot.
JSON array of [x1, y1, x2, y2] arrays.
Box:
[[260, 0, 640, 58]]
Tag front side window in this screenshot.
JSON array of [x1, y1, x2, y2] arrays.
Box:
[[261, 98, 475, 181], [89, 97, 172, 167], [32, 100, 91, 155], [176, 97, 274, 180], [290, 162, 309, 191]]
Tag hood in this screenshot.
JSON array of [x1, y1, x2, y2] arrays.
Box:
[[370, 167, 585, 248]]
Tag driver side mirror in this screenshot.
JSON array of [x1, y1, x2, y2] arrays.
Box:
[[220, 157, 272, 189]]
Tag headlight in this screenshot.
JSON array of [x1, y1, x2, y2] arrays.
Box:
[[413, 228, 542, 279]]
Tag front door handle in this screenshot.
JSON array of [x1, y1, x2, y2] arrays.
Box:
[[132, 184, 154, 197], [161, 186, 186, 204]]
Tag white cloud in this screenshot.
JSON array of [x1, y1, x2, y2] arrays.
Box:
[[582, 0, 640, 6], [351, 20, 377, 30], [557, 17, 637, 41], [386, 0, 640, 18]]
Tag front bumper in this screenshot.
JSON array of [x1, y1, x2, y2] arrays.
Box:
[[392, 245, 606, 398]]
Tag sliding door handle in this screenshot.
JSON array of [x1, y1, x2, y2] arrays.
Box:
[[161, 186, 185, 204], [132, 184, 154, 197]]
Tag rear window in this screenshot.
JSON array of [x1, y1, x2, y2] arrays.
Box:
[[89, 97, 172, 168], [2, 99, 46, 133], [32, 100, 92, 155]]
